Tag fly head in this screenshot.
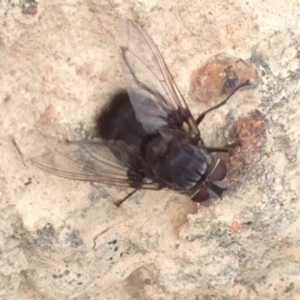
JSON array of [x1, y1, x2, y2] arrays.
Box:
[[190, 158, 227, 203]]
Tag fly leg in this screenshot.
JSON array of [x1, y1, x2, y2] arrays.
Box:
[[196, 81, 249, 125], [114, 189, 137, 207], [206, 141, 241, 155]]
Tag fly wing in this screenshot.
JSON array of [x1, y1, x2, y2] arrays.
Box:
[[121, 20, 200, 138], [31, 138, 158, 189]]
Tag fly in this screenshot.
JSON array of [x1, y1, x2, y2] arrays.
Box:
[[31, 20, 248, 203]]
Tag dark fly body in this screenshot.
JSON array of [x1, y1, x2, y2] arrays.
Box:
[[32, 20, 246, 203]]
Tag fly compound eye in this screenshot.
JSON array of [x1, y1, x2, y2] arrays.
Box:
[[210, 160, 227, 181], [191, 187, 210, 203]]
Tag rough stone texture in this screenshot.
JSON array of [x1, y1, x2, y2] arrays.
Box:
[[1, 0, 300, 299]]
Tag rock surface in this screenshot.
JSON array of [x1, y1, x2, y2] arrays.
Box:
[[1, 0, 300, 299]]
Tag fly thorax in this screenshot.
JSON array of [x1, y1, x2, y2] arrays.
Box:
[[145, 136, 169, 165]]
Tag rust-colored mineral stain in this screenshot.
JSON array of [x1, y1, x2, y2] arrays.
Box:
[[191, 54, 259, 105], [76, 62, 94, 77], [22, 1, 38, 16], [98, 71, 109, 82], [37, 105, 57, 124], [226, 110, 267, 182], [229, 220, 242, 233]]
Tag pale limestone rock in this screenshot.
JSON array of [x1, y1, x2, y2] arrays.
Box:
[[1, 0, 300, 299]]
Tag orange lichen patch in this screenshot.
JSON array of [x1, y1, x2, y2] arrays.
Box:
[[190, 53, 259, 105], [226, 110, 267, 183], [229, 220, 242, 233]]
